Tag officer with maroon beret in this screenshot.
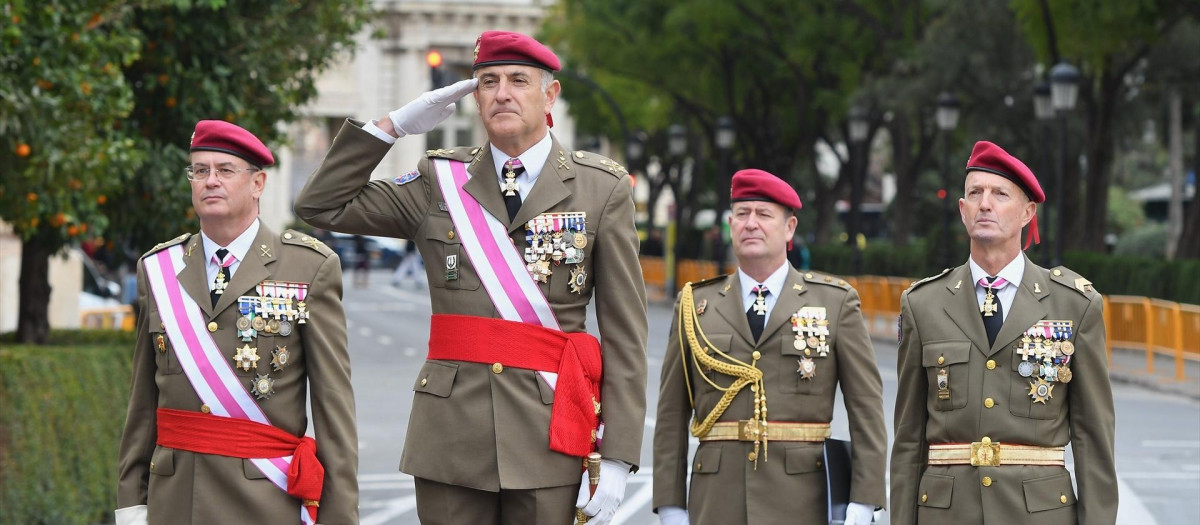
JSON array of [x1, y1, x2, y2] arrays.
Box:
[[891, 141, 1117, 524], [653, 168, 887, 525], [295, 30, 647, 525], [117, 120, 358, 524]]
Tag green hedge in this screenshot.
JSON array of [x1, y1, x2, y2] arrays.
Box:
[[809, 243, 1199, 304], [0, 331, 134, 525]]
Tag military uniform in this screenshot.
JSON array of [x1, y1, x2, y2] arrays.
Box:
[[890, 254, 1117, 524], [117, 225, 358, 524], [294, 122, 648, 501], [653, 269, 887, 524]]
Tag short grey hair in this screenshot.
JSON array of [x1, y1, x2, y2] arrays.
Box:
[[540, 70, 555, 90]]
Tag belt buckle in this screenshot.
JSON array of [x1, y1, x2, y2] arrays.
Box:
[[737, 420, 761, 441], [970, 441, 1002, 467]]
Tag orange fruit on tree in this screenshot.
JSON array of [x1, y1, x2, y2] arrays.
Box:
[[26, 192, 37, 202], [29, 218, 39, 228], [97, 195, 107, 205], [79, 223, 88, 234], [165, 97, 177, 108], [50, 212, 66, 227], [81, 82, 92, 95], [67, 225, 79, 237], [16, 143, 31, 157], [32, 57, 40, 66]]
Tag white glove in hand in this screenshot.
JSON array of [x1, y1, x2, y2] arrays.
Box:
[[845, 501, 875, 525], [575, 458, 630, 525], [388, 78, 479, 137], [114, 505, 147, 525], [657, 505, 690, 525]]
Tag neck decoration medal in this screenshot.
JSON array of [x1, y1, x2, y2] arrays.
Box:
[[981, 285, 998, 317]]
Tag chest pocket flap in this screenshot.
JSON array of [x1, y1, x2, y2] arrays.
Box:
[[413, 361, 458, 398], [921, 340, 971, 367]]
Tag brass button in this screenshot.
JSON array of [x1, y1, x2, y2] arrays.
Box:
[[695, 462, 702, 469], [986, 359, 996, 370], [1060, 494, 1068, 504], [302, 235, 311, 241], [981, 436, 991, 445], [419, 378, 428, 387], [200, 404, 211, 414], [150, 461, 156, 471], [921, 494, 928, 503], [491, 363, 503, 374], [284, 232, 293, 239], [575, 151, 584, 158], [984, 398, 995, 408], [838, 280, 846, 285], [747, 451, 757, 461], [1053, 269, 1062, 276], [752, 351, 761, 360], [937, 355, 945, 365], [447, 231, 456, 240], [815, 460, 822, 468], [805, 273, 813, 279], [824, 276, 832, 282], [207, 321, 218, 332], [981, 476, 992, 487]]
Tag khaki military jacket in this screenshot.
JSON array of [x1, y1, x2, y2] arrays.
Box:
[[653, 268, 887, 525], [117, 225, 358, 524], [294, 120, 648, 491], [890, 255, 1117, 525]]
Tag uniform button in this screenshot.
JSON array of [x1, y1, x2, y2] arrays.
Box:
[[752, 351, 761, 360], [981, 476, 992, 487], [491, 363, 503, 374], [805, 273, 813, 279], [1053, 269, 1062, 276], [201, 404, 211, 414], [984, 398, 995, 408], [815, 460, 822, 468], [937, 355, 945, 365], [1060, 494, 1068, 504], [921, 494, 928, 503], [747, 451, 757, 461], [150, 461, 156, 471], [207, 321, 218, 332], [986, 359, 997, 370], [419, 378, 428, 387], [824, 276, 832, 282], [284, 232, 293, 239], [981, 436, 992, 445], [447, 231, 455, 240], [695, 462, 702, 469]]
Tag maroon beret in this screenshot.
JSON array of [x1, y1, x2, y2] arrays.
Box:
[[731, 169, 802, 210], [473, 30, 561, 72], [190, 120, 274, 168], [964, 141, 1043, 203]]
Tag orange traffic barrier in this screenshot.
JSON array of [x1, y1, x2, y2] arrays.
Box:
[[676, 260, 720, 291], [80, 305, 135, 331]]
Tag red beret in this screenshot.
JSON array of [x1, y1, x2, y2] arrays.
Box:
[[473, 30, 561, 72], [964, 141, 1043, 203], [731, 169, 802, 210], [190, 120, 274, 168]]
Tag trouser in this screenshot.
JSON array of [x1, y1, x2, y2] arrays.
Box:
[[413, 477, 577, 525]]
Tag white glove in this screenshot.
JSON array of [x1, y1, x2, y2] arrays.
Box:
[[114, 505, 147, 525], [845, 501, 875, 524], [657, 505, 690, 525], [575, 458, 630, 525], [388, 77, 478, 137]]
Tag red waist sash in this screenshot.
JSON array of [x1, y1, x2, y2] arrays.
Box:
[[428, 314, 602, 457], [156, 408, 324, 520]]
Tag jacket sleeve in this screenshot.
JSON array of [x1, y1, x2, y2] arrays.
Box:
[[293, 118, 430, 239], [652, 297, 691, 511], [889, 291, 928, 525], [116, 262, 159, 508], [592, 173, 649, 469], [835, 287, 888, 509], [1068, 295, 1118, 524]]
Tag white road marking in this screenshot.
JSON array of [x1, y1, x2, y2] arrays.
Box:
[[359, 326, 373, 337], [1141, 440, 1200, 448], [360, 495, 418, 525], [1117, 475, 1160, 525], [378, 335, 393, 346]]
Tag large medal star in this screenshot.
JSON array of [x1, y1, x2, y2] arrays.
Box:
[[1027, 378, 1054, 404], [234, 344, 259, 371]]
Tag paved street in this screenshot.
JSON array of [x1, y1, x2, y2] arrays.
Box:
[[342, 270, 1199, 525]]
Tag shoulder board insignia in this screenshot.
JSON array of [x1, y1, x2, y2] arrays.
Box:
[[142, 233, 191, 259], [687, 274, 729, 289], [907, 268, 952, 292], [802, 271, 850, 288], [571, 150, 628, 178], [393, 169, 420, 186], [426, 148, 456, 157], [1048, 266, 1096, 297], [281, 230, 333, 257]]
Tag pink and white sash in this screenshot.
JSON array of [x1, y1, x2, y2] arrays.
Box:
[[143, 244, 314, 525]]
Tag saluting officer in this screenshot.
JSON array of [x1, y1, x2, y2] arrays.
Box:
[[653, 169, 886, 525], [117, 120, 358, 525], [890, 141, 1117, 524], [294, 30, 648, 525]]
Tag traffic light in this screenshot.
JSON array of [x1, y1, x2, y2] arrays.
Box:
[[427, 50, 446, 89]]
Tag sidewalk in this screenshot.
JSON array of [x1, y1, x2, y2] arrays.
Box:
[[1108, 346, 1200, 401]]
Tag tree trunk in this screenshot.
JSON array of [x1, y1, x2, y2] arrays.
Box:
[[1177, 97, 1200, 259], [1166, 88, 1185, 260], [889, 114, 917, 246], [1081, 70, 1120, 252], [17, 240, 53, 344]]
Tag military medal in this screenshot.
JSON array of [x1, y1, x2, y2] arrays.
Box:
[[806, 336, 820, 348], [266, 318, 281, 334], [251, 374, 275, 400], [1018, 360, 1035, 377], [156, 334, 166, 354], [237, 297, 258, 341], [1061, 341, 1074, 355], [295, 283, 310, 324], [234, 344, 259, 371], [271, 345, 290, 371], [569, 265, 587, 294], [1057, 366, 1073, 383], [937, 368, 950, 400], [251, 316, 267, 333], [796, 357, 816, 380], [503, 158, 521, 196], [213, 270, 228, 296], [696, 299, 708, 315], [1028, 377, 1054, 404], [278, 320, 293, 337], [751, 286, 768, 316], [981, 287, 998, 316]]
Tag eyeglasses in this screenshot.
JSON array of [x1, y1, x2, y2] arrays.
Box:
[[185, 165, 260, 181]]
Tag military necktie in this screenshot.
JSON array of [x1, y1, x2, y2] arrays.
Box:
[[980, 276, 1008, 347], [211, 248, 234, 308], [503, 158, 524, 222], [746, 285, 770, 342]]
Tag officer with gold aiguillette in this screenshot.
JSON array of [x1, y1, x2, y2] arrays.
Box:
[[890, 141, 1117, 524], [653, 169, 887, 525]]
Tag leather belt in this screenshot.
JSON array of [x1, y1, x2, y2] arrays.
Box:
[[698, 420, 831, 442], [928, 438, 1065, 467]]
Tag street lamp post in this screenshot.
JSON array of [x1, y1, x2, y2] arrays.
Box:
[[1050, 62, 1080, 266], [1033, 81, 1056, 266], [847, 106, 870, 276], [936, 91, 961, 269], [714, 116, 735, 274]]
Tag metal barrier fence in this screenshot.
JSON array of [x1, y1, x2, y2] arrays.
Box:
[[642, 258, 1199, 381]]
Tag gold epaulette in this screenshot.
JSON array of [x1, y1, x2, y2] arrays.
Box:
[[1049, 266, 1097, 297], [907, 268, 952, 292], [142, 233, 191, 259], [801, 271, 852, 289], [281, 230, 333, 257], [425, 146, 475, 162], [569, 150, 628, 178]]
